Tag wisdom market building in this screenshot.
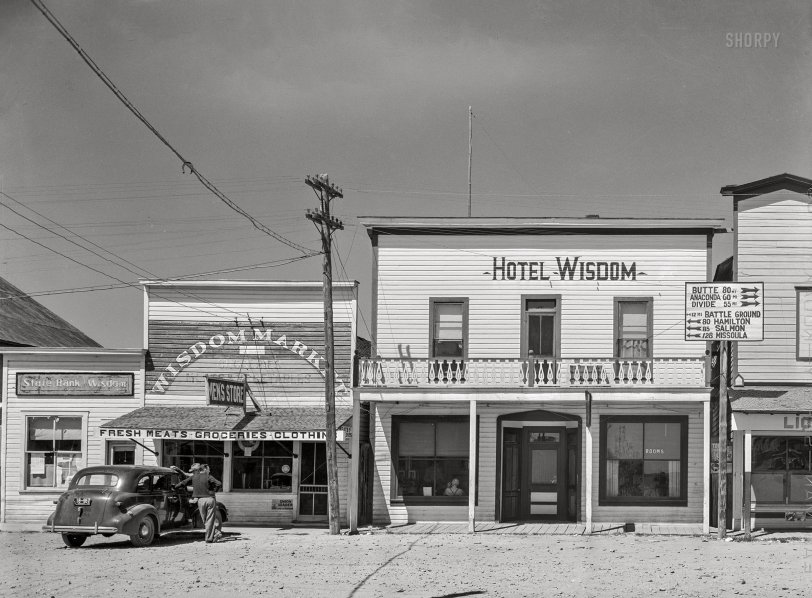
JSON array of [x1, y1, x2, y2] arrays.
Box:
[[100, 280, 363, 526]]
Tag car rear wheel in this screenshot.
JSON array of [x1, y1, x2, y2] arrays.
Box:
[[62, 533, 88, 548], [129, 515, 156, 547]]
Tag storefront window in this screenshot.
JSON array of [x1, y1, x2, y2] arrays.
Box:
[[25, 415, 83, 489], [393, 416, 469, 500], [232, 441, 293, 491], [162, 440, 224, 481], [600, 416, 687, 505], [752, 436, 812, 504]]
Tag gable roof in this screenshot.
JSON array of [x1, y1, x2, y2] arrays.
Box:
[[0, 276, 101, 347], [720, 173, 812, 201]]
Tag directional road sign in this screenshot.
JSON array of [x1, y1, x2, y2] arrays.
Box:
[[684, 282, 764, 341]]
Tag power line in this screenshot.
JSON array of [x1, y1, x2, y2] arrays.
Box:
[[30, 0, 316, 257], [0, 255, 315, 301]]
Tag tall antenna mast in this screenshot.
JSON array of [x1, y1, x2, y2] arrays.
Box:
[[468, 105, 473, 217]]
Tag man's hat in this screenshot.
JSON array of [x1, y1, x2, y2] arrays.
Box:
[[190, 462, 203, 472]]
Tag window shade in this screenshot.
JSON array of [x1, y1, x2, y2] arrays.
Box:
[[619, 302, 648, 338], [434, 303, 463, 340], [398, 422, 435, 456]]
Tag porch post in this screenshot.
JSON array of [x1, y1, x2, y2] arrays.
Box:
[[743, 431, 752, 539], [702, 400, 710, 535], [585, 424, 593, 532], [468, 399, 477, 533], [348, 391, 362, 533]]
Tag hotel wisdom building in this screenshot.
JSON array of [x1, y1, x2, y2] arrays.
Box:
[[353, 216, 725, 530]]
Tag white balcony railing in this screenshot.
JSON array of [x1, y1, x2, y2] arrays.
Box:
[[357, 357, 706, 389]]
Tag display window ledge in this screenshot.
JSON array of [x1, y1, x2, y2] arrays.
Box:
[[598, 498, 688, 507], [230, 489, 293, 494], [392, 497, 471, 507]]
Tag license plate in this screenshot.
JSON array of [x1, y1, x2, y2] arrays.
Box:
[[74, 498, 91, 506]]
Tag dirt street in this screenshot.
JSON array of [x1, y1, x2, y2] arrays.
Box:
[[2, 527, 810, 597]]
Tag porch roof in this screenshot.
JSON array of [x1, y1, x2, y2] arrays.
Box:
[[729, 386, 812, 412], [100, 405, 352, 433]]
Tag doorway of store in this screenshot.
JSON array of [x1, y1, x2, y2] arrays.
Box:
[[107, 442, 135, 465], [298, 442, 328, 521], [499, 411, 580, 522]]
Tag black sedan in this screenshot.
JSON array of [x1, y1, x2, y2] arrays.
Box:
[[43, 465, 228, 548]]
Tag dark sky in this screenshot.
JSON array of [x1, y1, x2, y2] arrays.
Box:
[[1, 0, 810, 347]]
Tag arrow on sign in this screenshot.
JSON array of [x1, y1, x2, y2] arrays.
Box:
[[740, 300, 760, 307], [687, 318, 702, 324], [741, 293, 759, 300], [740, 287, 760, 294], [687, 333, 703, 338], [687, 326, 703, 331]]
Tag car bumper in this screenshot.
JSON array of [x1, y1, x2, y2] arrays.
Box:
[[42, 522, 118, 534]]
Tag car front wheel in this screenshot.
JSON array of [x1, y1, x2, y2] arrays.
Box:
[[129, 515, 156, 547], [62, 533, 88, 548]]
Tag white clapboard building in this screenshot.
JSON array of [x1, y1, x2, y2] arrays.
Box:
[[354, 217, 725, 530], [1, 348, 145, 528], [721, 174, 812, 530]]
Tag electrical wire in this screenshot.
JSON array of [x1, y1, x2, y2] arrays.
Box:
[[0, 255, 317, 301], [30, 0, 316, 257]]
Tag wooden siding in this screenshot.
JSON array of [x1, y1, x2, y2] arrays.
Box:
[[374, 234, 708, 360], [147, 286, 356, 324], [736, 191, 812, 382], [3, 354, 144, 524], [370, 401, 704, 525], [146, 321, 353, 409]]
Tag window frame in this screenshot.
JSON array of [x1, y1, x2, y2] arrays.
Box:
[[21, 411, 87, 493], [520, 294, 561, 359], [428, 297, 469, 359], [161, 439, 225, 483], [391, 415, 476, 506], [796, 287, 812, 361], [613, 297, 653, 359], [598, 415, 688, 507], [230, 441, 294, 492], [751, 435, 812, 504]]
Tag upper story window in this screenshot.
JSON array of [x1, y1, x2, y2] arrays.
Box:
[[25, 415, 83, 490], [430, 298, 468, 359], [797, 288, 812, 361], [615, 298, 652, 359], [522, 296, 559, 358]]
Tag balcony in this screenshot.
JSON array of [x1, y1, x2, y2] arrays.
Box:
[[357, 357, 707, 389]]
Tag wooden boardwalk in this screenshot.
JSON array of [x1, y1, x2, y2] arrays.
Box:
[[376, 522, 705, 536]]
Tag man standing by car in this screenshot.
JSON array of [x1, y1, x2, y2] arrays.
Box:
[[177, 463, 222, 543]]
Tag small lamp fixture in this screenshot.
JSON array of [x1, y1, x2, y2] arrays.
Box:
[[733, 374, 745, 388]]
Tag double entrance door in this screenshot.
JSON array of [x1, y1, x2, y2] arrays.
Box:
[[502, 426, 574, 521]]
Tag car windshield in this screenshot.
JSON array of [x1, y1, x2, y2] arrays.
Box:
[[73, 473, 119, 487]]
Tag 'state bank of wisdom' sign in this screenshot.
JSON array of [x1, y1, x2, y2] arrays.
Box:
[[684, 282, 764, 341], [17, 373, 134, 396]]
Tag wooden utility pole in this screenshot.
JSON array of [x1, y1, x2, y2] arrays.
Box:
[[717, 341, 728, 539], [305, 174, 344, 535]]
